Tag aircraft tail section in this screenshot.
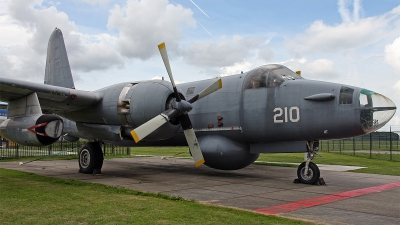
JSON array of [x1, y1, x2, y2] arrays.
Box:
[[44, 28, 75, 89]]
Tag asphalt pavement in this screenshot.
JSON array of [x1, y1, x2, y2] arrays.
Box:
[[1, 157, 399, 225]]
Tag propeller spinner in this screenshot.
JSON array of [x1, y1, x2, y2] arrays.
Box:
[[130, 42, 222, 167]]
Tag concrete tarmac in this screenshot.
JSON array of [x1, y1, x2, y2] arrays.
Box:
[[1, 157, 399, 225]]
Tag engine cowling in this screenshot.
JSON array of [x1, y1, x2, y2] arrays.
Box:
[[0, 114, 63, 146], [198, 135, 260, 170], [124, 81, 181, 141]]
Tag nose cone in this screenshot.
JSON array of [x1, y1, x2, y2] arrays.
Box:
[[359, 89, 396, 133]]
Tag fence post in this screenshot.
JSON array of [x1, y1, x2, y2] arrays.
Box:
[[390, 126, 392, 161], [48, 144, 52, 155], [378, 134, 381, 149], [16, 143, 19, 158], [339, 140, 342, 154], [362, 135, 364, 149], [369, 133, 372, 158], [60, 137, 63, 152], [327, 141, 330, 152], [386, 132, 388, 150], [353, 138, 355, 156]]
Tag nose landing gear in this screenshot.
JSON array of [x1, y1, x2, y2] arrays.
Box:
[[295, 141, 325, 185]]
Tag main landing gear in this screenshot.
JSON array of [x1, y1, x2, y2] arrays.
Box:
[[296, 141, 325, 185], [78, 141, 104, 175]]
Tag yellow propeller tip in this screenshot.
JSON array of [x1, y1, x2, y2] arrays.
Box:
[[195, 159, 205, 167], [158, 42, 166, 50], [130, 130, 140, 143]]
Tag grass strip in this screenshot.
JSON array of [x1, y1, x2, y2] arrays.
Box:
[[0, 168, 312, 225], [2, 146, 400, 176]]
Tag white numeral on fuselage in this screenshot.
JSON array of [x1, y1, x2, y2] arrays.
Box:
[[273, 107, 300, 123]]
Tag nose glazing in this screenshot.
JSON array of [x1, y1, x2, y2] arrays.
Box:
[[359, 89, 396, 133]]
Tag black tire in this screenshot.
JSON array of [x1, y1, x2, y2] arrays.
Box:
[[297, 162, 320, 184], [79, 142, 104, 174]]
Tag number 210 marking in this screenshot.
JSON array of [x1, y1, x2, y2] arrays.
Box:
[[273, 107, 300, 123]]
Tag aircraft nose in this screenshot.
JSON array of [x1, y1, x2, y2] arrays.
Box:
[[359, 89, 396, 133]]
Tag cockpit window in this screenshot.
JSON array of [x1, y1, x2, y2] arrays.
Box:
[[273, 67, 302, 80], [339, 86, 354, 104], [266, 71, 285, 87], [359, 89, 396, 132], [243, 64, 297, 90]]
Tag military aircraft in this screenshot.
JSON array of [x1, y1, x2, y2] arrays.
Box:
[[0, 28, 397, 184]]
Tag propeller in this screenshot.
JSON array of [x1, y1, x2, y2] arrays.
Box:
[[130, 42, 222, 167]]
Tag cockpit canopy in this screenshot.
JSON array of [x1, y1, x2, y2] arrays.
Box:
[[243, 64, 302, 90]]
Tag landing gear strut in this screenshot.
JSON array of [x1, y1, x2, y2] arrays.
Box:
[[296, 140, 324, 185], [78, 141, 104, 175]]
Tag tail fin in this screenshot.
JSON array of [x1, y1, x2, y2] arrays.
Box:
[[44, 28, 75, 89]]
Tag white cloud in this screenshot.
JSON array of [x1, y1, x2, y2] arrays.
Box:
[[287, 5, 400, 55], [284, 58, 338, 80], [385, 36, 400, 73], [393, 80, 400, 94], [257, 44, 274, 62], [182, 35, 265, 68], [0, 15, 31, 46], [338, 0, 363, 22], [0, 0, 124, 81], [151, 76, 162, 80], [220, 61, 253, 77], [82, 0, 109, 5], [107, 0, 196, 60]]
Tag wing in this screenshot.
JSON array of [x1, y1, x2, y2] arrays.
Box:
[[0, 77, 101, 112]]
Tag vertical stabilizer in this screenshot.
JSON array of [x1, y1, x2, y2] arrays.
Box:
[[44, 28, 75, 89]]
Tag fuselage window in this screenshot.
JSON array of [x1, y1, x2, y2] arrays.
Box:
[[339, 86, 354, 104]]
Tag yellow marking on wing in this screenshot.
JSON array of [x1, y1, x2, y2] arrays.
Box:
[[195, 158, 205, 167], [158, 42, 166, 50], [130, 130, 140, 143]]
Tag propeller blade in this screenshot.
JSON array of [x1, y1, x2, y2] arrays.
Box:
[[180, 114, 204, 166], [131, 109, 178, 143], [188, 78, 222, 104], [184, 128, 204, 167], [158, 42, 181, 102]]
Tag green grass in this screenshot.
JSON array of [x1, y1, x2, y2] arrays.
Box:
[[130, 147, 192, 157], [2, 146, 400, 176], [128, 147, 400, 176], [257, 152, 400, 176], [0, 168, 311, 225]]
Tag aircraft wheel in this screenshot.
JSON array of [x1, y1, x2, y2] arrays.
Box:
[[79, 142, 104, 174], [297, 162, 320, 184]]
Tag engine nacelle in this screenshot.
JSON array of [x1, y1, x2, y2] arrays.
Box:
[[124, 81, 181, 141], [0, 114, 63, 146], [198, 135, 260, 170]]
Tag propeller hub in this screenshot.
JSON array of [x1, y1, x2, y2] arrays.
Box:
[[175, 100, 193, 114]]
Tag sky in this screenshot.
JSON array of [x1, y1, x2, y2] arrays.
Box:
[[1, 0, 400, 130]]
